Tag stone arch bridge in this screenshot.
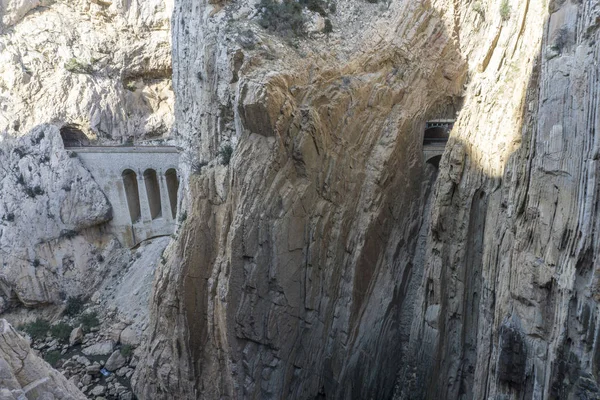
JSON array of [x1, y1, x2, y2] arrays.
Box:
[[423, 119, 453, 167], [68, 146, 180, 247]]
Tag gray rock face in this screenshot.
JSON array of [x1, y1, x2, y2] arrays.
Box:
[[134, 0, 465, 398], [0, 319, 86, 399], [119, 326, 140, 347], [0, 125, 113, 307], [396, 1, 600, 400], [69, 327, 83, 346], [0, 0, 174, 140], [134, 0, 600, 399]]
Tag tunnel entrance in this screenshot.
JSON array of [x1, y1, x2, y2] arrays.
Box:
[[60, 124, 89, 147], [143, 169, 162, 220], [122, 169, 141, 223], [165, 168, 179, 219]]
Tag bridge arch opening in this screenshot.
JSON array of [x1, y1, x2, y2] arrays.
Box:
[[165, 168, 179, 219], [122, 169, 141, 223], [426, 154, 442, 169], [143, 169, 162, 220]]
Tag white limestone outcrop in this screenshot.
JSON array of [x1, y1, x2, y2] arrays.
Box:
[[0, 124, 112, 308], [0, 0, 173, 140]]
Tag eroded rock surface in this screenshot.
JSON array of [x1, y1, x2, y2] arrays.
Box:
[[0, 124, 115, 308], [135, 0, 600, 399], [0, 0, 173, 140], [0, 319, 86, 399], [135, 0, 466, 398], [397, 1, 600, 399]]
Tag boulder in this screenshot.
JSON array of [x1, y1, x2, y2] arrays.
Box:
[[0, 319, 86, 398], [82, 340, 114, 356], [69, 326, 83, 346], [85, 364, 101, 376], [119, 326, 140, 347], [90, 385, 106, 396], [104, 350, 127, 372]]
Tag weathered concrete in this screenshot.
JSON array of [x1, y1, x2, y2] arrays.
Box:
[[70, 146, 181, 247]]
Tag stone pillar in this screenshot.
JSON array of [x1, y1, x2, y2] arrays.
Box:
[[137, 170, 152, 224], [158, 170, 173, 222]]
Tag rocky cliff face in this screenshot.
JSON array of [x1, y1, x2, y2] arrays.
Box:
[[1, 0, 599, 398], [134, 0, 600, 398], [0, 0, 175, 310], [0, 125, 117, 309], [401, 1, 600, 399], [0, 0, 173, 140], [0, 319, 86, 399]]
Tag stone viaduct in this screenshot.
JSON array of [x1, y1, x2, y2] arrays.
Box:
[[68, 146, 180, 247]]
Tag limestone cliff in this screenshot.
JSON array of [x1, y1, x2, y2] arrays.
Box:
[[0, 0, 598, 397], [0, 0, 173, 140], [400, 1, 600, 399], [134, 0, 600, 398], [0, 125, 117, 309], [0, 0, 175, 310]]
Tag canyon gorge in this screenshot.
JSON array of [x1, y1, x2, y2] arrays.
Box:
[[1, 0, 599, 399]]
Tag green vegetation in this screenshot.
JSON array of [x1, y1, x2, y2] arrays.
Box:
[[44, 350, 62, 367], [499, 0, 511, 21], [257, 0, 330, 37], [24, 185, 44, 198], [301, 0, 327, 15], [323, 18, 333, 33], [124, 81, 137, 92], [218, 144, 234, 166], [120, 344, 133, 358], [13, 147, 27, 158], [178, 210, 188, 223], [80, 312, 100, 332], [257, 0, 305, 37], [59, 229, 78, 239], [16, 174, 25, 185], [552, 27, 569, 52], [22, 318, 50, 340], [191, 160, 208, 175], [64, 58, 94, 74], [472, 1, 484, 16], [65, 295, 85, 316], [50, 322, 73, 342]]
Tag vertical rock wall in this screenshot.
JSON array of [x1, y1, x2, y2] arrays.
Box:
[[399, 0, 600, 399], [136, 0, 600, 399], [135, 0, 469, 398]]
